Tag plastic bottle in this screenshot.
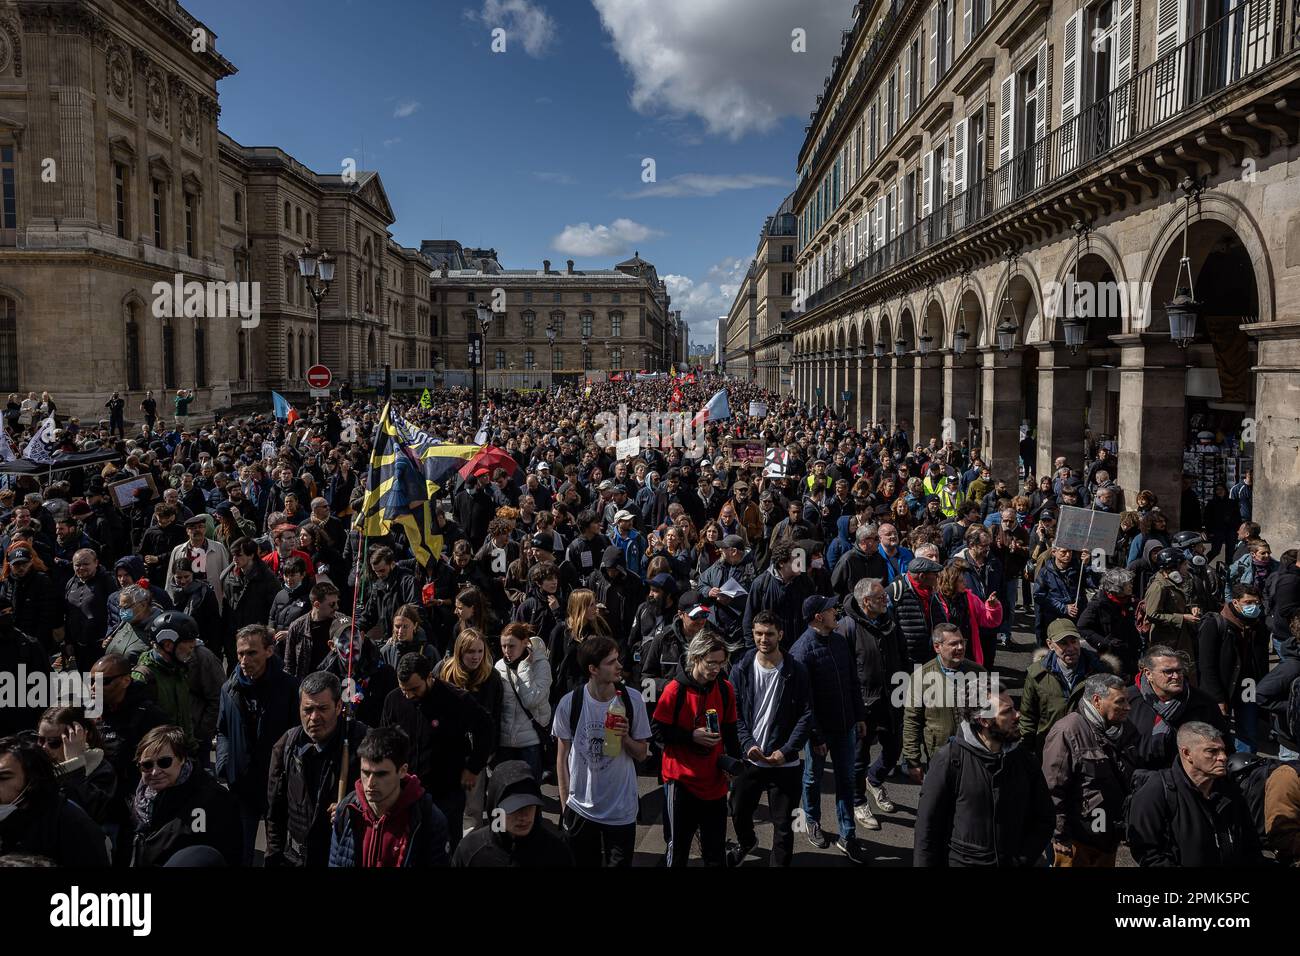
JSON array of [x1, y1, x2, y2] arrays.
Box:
[[603, 693, 626, 758]]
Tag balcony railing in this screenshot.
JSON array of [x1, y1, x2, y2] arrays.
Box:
[[799, 0, 1290, 318]]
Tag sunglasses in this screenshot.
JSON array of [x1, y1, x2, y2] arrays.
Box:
[[137, 756, 176, 772]]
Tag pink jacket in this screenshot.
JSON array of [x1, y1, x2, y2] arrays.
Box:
[[939, 590, 1003, 666]]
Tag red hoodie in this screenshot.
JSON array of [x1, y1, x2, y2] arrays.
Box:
[[354, 773, 425, 868]]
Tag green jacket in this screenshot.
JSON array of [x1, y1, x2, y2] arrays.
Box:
[[966, 478, 990, 507], [1144, 572, 1196, 663], [901, 655, 984, 764], [103, 619, 150, 665], [132, 650, 194, 748], [1020, 649, 1107, 753]]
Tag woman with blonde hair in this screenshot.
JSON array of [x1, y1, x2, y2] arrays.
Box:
[[548, 588, 610, 706], [439, 627, 504, 783]]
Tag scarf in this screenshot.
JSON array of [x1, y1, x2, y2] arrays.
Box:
[[1138, 672, 1186, 735], [1078, 695, 1126, 742], [130, 758, 194, 830]]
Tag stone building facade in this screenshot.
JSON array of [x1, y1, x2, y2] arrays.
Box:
[[724, 194, 798, 391], [0, 0, 434, 422], [788, 0, 1300, 540], [429, 249, 678, 374]]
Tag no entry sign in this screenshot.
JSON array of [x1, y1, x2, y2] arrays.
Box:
[[306, 365, 332, 389]]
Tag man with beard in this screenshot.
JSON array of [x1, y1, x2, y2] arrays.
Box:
[[698, 534, 756, 645], [1125, 645, 1228, 773], [585, 546, 646, 656], [914, 689, 1054, 866]]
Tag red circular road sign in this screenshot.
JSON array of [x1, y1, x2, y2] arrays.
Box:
[[306, 365, 332, 389]]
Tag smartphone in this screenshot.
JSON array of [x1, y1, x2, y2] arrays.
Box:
[[705, 709, 720, 734]]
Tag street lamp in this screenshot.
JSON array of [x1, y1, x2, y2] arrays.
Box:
[[297, 242, 335, 366], [996, 318, 1017, 353], [545, 321, 556, 376], [1165, 177, 1205, 349], [997, 249, 1019, 354], [1064, 219, 1090, 355], [953, 323, 970, 356], [873, 341, 885, 359], [893, 336, 907, 358], [918, 327, 934, 356], [471, 301, 493, 430]]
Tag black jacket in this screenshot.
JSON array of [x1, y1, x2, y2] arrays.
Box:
[[888, 573, 950, 669], [96, 681, 169, 807], [1076, 593, 1142, 675], [268, 581, 313, 634], [1126, 758, 1266, 866], [380, 680, 493, 798], [1124, 679, 1230, 772], [0, 569, 60, 649], [1268, 563, 1300, 660], [730, 649, 813, 761], [130, 766, 243, 867], [640, 616, 689, 702], [1196, 608, 1270, 708], [357, 566, 421, 637], [450, 761, 574, 867], [63, 567, 116, 653], [839, 595, 906, 710], [914, 725, 1055, 866], [0, 626, 50, 736], [0, 792, 110, 866], [584, 567, 645, 652], [830, 546, 888, 597], [265, 720, 368, 867], [222, 560, 281, 636]]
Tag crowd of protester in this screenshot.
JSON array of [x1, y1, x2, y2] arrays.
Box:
[[0, 374, 1296, 869]]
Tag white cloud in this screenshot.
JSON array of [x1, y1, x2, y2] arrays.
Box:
[[383, 137, 403, 148], [464, 0, 558, 57], [393, 101, 421, 118], [592, 0, 857, 139], [664, 257, 750, 344], [623, 172, 790, 199], [533, 170, 577, 185], [552, 218, 663, 257]]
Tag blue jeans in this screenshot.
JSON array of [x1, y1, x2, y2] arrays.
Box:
[[803, 729, 857, 840], [1232, 701, 1260, 753]]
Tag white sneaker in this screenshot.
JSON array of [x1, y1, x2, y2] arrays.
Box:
[[853, 804, 881, 830], [865, 781, 896, 813]]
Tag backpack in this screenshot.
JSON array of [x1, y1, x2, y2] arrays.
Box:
[[562, 682, 636, 746], [665, 675, 733, 729], [1287, 675, 1300, 747]]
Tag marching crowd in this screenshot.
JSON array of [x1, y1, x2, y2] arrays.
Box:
[[0, 374, 1297, 869]]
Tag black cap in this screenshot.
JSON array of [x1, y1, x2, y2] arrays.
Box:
[[802, 594, 840, 620], [530, 533, 551, 549], [908, 556, 942, 574], [601, 545, 626, 568]]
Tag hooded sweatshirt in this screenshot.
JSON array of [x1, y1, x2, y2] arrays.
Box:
[[825, 516, 855, 571], [651, 662, 739, 800], [356, 773, 426, 868]]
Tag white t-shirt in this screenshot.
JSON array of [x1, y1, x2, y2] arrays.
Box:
[[552, 683, 651, 826], [748, 658, 799, 768]]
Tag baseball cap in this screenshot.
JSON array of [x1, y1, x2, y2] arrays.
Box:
[[1047, 618, 1081, 644], [599, 479, 614, 491], [537, 462, 550, 471], [497, 782, 545, 815], [677, 589, 704, 612], [649, 572, 677, 592], [7, 547, 32, 564], [614, 509, 636, 522], [802, 594, 840, 620], [529, 533, 551, 549]]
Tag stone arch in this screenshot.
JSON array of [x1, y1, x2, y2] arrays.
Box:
[[987, 256, 1043, 348], [922, 294, 945, 350], [1137, 191, 1274, 332]]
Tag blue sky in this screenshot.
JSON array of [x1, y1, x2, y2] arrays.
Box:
[[189, 0, 858, 350]]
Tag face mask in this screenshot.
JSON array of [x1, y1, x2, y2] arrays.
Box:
[[1191, 554, 1207, 567], [119, 605, 135, 622], [0, 787, 27, 823], [811, 557, 825, 569], [1240, 603, 1263, 619], [1168, 571, 1184, 585]]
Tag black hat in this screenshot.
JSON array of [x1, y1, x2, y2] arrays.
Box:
[[183, 514, 207, 528], [529, 533, 551, 549], [908, 556, 942, 574], [601, 545, 626, 568], [721, 534, 747, 550], [802, 594, 840, 620], [649, 572, 677, 593], [7, 547, 32, 564]]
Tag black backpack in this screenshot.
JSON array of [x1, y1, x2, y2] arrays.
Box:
[[562, 682, 637, 744]]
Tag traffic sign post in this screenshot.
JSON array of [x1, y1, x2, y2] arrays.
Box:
[[306, 364, 332, 390]]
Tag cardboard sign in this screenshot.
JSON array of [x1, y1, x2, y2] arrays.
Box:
[[763, 447, 790, 478], [1053, 505, 1124, 553], [727, 439, 765, 468], [616, 436, 641, 460], [108, 473, 158, 509], [748, 401, 768, 418]]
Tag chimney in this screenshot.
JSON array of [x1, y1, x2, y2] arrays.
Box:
[[543, 259, 551, 274], [566, 259, 574, 274]]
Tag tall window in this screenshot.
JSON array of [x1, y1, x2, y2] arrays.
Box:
[[551, 311, 564, 336], [162, 320, 176, 388], [523, 290, 533, 303], [494, 349, 506, 369], [286, 332, 295, 379], [152, 180, 164, 247], [114, 163, 128, 238], [553, 291, 561, 303], [194, 323, 207, 387], [781, 272, 794, 296], [298, 332, 305, 378], [237, 330, 247, 382], [125, 306, 141, 390], [552, 349, 561, 369], [781, 244, 794, 262], [184, 193, 195, 257], [581, 312, 593, 338], [582, 292, 592, 304], [582, 348, 592, 370], [525, 349, 535, 369], [522, 311, 535, 336], [0, 296, 17, 389], [610, 312, 622, 337], [494, 314, 506, 337], [610, 348, 622, 370], [612, 292, 621, 304], [233, 191, 242, 223], [283, 201, 291, 228], [305, 212, 312, 237], [0, 146, 16, 245], [295, 207, 302, 235]]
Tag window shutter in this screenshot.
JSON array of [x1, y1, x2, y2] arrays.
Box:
[[998, 74, 1016, 167], [903, 49, 913, 118], [945, 0, 956, 71], [953, 116, 968, 198], [1152, 0, 1183, 122], [928, 3, 939, 90], [1061, 10, 1082, 125], [963, 0, 973, 46], [922, 149, 934, 218]]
